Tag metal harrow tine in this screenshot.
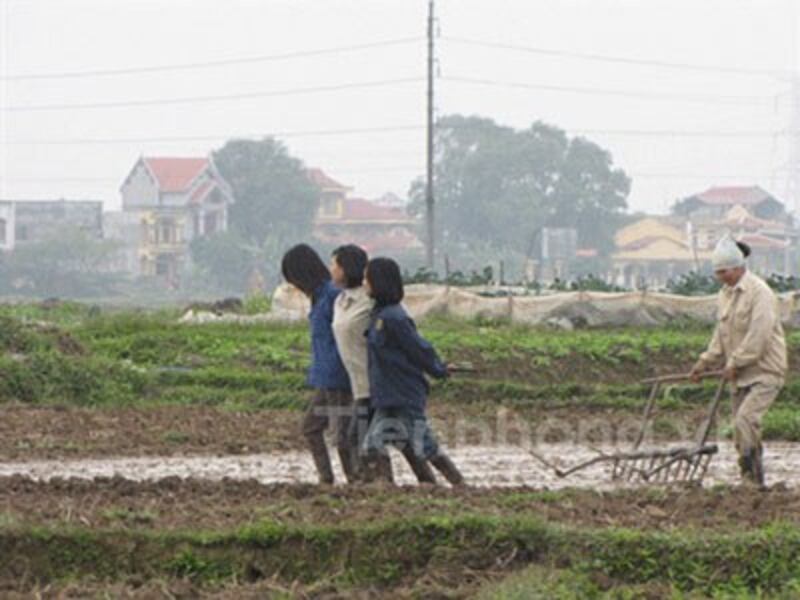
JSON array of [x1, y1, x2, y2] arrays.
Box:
[[678, 454, 694, 482], [626, 460, 637, 480], [697, 452, 713, 482], [688, 451, 706, 482], [526, 371, 726, 486]]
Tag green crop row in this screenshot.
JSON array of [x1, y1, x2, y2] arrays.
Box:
[[2, 517, 799, 596]]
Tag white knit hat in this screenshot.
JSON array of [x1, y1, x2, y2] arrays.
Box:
[[711, 234, 746, 271]]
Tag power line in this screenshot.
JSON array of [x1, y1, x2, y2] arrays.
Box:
[[631, 172, 773, 180], [1, 165, 425, 184], [7, 125, 795, 147], [0, 177, 116, 182], [2, 170, 773, 184], [443, 36, 790, 78], [1, 37, 424, 81], [571, 128, 789, 138], [0, 178, 119, 184], [443, 76, 770, 106], [2, 78, 424, 112], [2, 124, 426, 145]]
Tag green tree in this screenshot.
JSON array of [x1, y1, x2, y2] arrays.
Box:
[[190, 231, 287, 293], [0, 228, 124, 297], [212, 138, 319, 246], [410, 115, 630, 258], [191, 138, 320, 292]]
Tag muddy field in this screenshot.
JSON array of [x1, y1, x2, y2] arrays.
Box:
[[1, 471, 799, 533], [0, 403, 715, 461], [0, 404, 301, 460], [2, 312, 799, 597], [1, 441, 798, 490]]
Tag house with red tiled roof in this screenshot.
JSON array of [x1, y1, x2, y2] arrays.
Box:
[[674, 185, 788, 221], [612, 186, 798, 287], [112, 156, 234, 281], [308, 168, 422, 255], [677, 186, 795, 274]]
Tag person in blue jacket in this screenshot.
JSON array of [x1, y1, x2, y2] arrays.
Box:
[[281, 244, 356, 484], [362, 257, 464, 486]]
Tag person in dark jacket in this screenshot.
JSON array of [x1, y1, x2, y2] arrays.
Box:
[[362, 257, 464, 486], [281, 244, 356, 484]]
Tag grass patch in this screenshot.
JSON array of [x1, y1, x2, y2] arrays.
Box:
[[1, 308, 799, 440], [2, 517, 800, 595]]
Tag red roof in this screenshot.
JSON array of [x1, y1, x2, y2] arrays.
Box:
[[189, 180, 216, 205], [317, 228, 422, 253], [361, 230, 423, 252], [307, 168, 350, 191], [144, 157, 209, 192], [694, 186, 772, 207], [341, 198, 411, 221]]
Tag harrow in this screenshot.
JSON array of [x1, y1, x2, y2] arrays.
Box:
[[531, 371, 727, 485]]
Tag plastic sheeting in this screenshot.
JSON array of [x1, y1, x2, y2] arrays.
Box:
[[179, 283, 800, 328]]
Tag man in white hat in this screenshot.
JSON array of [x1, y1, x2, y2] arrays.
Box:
[[690, 235, 787, 487]]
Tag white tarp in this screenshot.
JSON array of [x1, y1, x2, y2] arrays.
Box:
[[178, 283, 800, 328]]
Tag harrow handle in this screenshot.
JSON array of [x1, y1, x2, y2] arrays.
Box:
[[640, 370, 725, 385]]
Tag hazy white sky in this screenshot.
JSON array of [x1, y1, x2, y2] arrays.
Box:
[[1, 0, 798, 214]]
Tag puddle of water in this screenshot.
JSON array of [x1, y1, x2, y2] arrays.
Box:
[[0, 442, 796, 488]]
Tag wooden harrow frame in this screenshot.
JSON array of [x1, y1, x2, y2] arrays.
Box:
[[531, 371, 727, 485]]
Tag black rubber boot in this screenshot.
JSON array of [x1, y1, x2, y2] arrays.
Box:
[[401, 446, 437, 484], [738, 449, 765, 488], [374, 453, 395, 483], [738, 451, 754, 481], [337, 445, 359, 484], [361, 451, 394, 484], [306, 434, 334, 485], [430, 453, 465, 486], [752, 444, 766, 489]]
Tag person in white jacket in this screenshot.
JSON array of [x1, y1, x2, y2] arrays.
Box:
[[330, 245, 393, 482]]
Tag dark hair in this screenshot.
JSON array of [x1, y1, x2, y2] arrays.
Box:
[[366, 257, 404, 307], [332, 244, 368, 289], [281, 244, 330, 300], [735, 240, 752, 258]]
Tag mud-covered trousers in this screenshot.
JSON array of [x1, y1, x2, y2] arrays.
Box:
[[302, 389, 357, 484]]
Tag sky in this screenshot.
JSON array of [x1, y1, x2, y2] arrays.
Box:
[[0, 0, 798, 214]]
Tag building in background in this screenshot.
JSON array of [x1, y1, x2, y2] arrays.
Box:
[[674, 186, 788, 222], [612, 185, 798, 289], [113, 156, 235, 283], [612, 217, 708, 288], [309, 168, 423, 255], [0, 199, 103, 252]]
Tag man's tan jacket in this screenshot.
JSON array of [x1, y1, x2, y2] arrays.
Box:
[[698, 270, 787, 388]]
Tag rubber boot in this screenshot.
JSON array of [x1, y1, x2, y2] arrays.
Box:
[[430, 453, 465, 486], [306, 433, 334, 485], [752, 444, 766, 489], [361, 451, 394, 484], [337, 445, 359, 484], [374, 453, 395, 483], [401, 446, 437, 484], [738, 449, 764, 488], [737, 451, 754, 482]]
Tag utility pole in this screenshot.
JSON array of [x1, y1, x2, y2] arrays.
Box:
[[786, 0, 800, 217], [787, 76, 800, 217], [425, 0, 436, 269], [789, 1, 800, 275]]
